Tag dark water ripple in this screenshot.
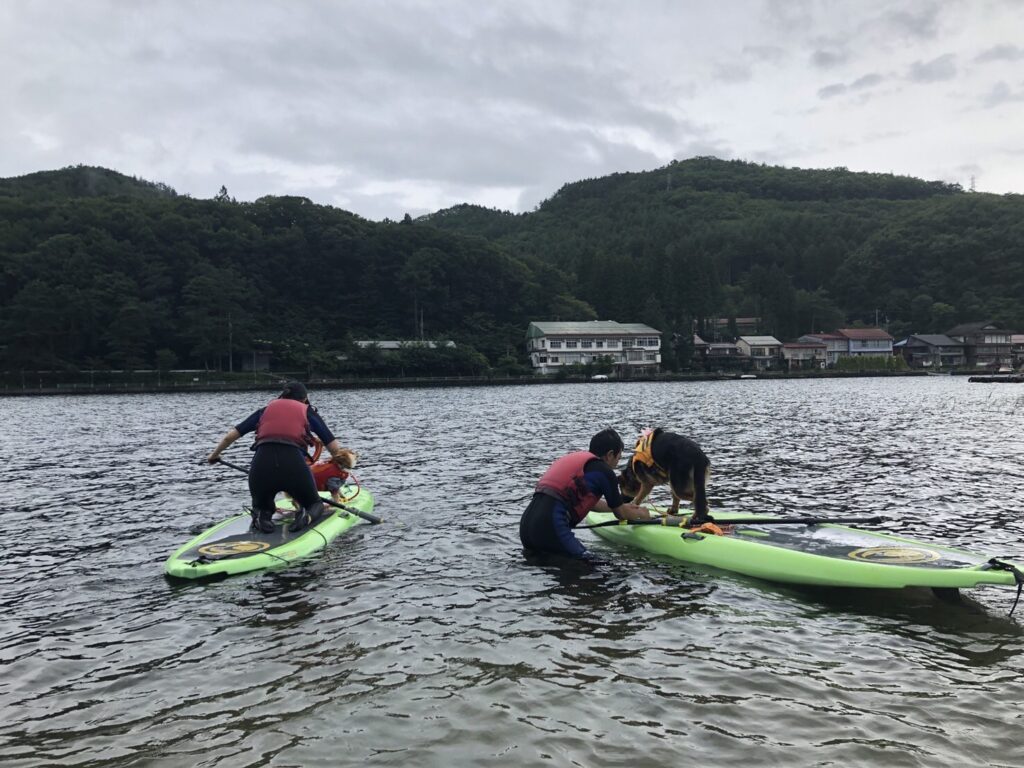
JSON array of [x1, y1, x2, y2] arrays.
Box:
[[2, 378, 1023, 766]]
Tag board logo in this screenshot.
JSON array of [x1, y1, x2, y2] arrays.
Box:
[[847, 546, 939, 564], [198, 541, 271, 556]]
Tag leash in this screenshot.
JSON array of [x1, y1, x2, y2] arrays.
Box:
[[983, 558, 1024, 616]]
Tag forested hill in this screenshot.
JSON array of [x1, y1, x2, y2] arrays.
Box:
[[0, 167, 589, 375], [422, 157, 1024, 355], [2, 158, 1023, 376], [0, 165, 178, 201]]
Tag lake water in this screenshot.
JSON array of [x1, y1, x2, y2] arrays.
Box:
[[2, 377, 1024, 766]]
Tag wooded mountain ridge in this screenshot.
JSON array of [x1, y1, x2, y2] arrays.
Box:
[[1, 157, 1021, 375]]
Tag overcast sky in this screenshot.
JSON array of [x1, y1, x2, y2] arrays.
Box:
[[2, 0, 1023, 220]]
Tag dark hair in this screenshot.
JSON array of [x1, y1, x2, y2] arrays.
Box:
[[279, 381, 308, 401], [589, 428, 623, 457]]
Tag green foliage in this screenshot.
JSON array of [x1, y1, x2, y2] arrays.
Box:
[[2, 158, 1021, 381], [338, 343, 490, 378], [431, 157, 1023, 344]]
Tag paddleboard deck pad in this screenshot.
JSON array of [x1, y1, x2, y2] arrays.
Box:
[[584, 511, 1024, 590], [165, 482, 374, 580]]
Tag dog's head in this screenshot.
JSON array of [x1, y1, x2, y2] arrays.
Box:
[[618, 460, 641, 501], [332, 448, 358, 469]]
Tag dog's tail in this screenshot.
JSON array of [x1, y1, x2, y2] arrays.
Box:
[[693, 459, 710, 518]]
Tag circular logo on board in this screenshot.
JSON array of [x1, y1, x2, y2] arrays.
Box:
[[847, 546, 939, 564], [198, 541, 271, 557]]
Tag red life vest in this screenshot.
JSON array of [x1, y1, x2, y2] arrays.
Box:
[[535, 451, 602, 525], [310, 460, 349, 492], [254, 398, 311, 449]]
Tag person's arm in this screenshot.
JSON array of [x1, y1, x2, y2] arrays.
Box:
[[206, 409, 261, 463], [207, 428, 241, 463], [593, 498, 651, 521], [309, 409, 357, 467], [589, 463, 651, 521]]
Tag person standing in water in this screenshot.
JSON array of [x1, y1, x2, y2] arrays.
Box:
[[520, 428, 651, 559]]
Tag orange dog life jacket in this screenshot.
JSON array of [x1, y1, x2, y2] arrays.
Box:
[[310, 461, 349, 492], [631, 429, 664, 474]]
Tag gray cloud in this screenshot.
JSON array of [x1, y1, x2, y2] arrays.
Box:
[[3, 0, 1024, 217], [981, 80, 1024, 109], [851, 73, 885, 90], [878, 2, 943, 40], [811, 49, 847, 69], [907, 53, 957, 82], [817, 83, 848, 99], [975, 44, 1024, 62], [743, 45, 786, 63], [712, 61, 754, 83]]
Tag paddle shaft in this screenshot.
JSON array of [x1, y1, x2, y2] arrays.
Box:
[[579, 515, 884, 529], [213, 457, 382, 524]]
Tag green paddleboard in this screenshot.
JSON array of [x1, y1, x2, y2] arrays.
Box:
[[165, 482, 375, 580], [584, 511, 1022, 590]]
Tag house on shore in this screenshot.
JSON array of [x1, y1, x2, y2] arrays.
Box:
[[836, 328, 894, 357], [893, 335, 966, 369], [798, 333, 847, 366], [945, 322, 1013, 369], [526, 321, 661, 375], [782, 341, 827, 370], [704, 342, 744, 369], [736, 336, 783, 371], [1012, 334, 1024, 369]]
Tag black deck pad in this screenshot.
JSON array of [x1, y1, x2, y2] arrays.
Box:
[[730, 523, 987, 569], [180, 512, 318, 562]]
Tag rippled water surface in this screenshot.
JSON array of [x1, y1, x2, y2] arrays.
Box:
[[3, 377, 1024, 766]]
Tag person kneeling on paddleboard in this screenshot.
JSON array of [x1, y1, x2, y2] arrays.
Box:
[[205, 381, 352, 534], [520, 428, 651, 560]]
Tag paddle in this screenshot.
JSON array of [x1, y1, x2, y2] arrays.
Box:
[[579, 514, 885, 529], [211, 457, 382, 525]]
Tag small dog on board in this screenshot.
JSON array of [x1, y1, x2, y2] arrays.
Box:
[[618, 428, 711, 524]]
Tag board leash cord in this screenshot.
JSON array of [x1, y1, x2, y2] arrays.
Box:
[[983, 558, 1024, 616]]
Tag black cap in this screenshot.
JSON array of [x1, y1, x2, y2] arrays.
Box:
[[280, 381, 308, 401]]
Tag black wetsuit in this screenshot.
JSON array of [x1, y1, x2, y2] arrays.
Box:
[[519, 459, 621, 558], [235, 407, 335, 512]]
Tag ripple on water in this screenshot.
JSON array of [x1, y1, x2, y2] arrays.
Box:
[[1, 378, 1023, 766]]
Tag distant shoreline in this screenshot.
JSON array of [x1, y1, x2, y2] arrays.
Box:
[[0, 370, 939, 397]]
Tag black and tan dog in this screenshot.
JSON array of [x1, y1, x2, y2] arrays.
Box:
[[619, 428, 711, 523]]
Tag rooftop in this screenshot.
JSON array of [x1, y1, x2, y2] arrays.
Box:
[[905, 334, 962, 346], [800, 333, 845, 340], [738, 335, 783, 345], [946, 321, 1002, 336], [527, 321, 660, 336], [836, 328, 894, 341]]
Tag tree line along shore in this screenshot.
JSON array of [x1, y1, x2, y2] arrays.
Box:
[[2, 157, 1022, 383]]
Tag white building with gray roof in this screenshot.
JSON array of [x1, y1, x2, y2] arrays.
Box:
[[526, 321, 661, 375]]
